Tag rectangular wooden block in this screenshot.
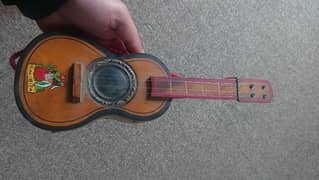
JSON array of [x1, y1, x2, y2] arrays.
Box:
[[72, 63, 83, 103]]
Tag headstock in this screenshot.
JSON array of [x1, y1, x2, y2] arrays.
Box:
[[238, 79, 272, 103]]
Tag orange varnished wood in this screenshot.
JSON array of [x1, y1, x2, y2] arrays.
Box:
[[72, 63, 83, 103], [18, 35, 169, 128], [19, 36, 105, 127]]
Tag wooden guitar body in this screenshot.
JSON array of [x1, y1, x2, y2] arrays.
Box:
[[15, 33, 171, 131], [14, 33, 272, 131]]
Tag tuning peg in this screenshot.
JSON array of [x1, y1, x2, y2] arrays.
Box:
[[261, 85, 266, 90]]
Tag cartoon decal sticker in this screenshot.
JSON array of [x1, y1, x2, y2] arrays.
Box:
[[27, 64, 65, 93]]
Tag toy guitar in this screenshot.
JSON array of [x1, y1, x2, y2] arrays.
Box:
[[12, 33, 272, 131]]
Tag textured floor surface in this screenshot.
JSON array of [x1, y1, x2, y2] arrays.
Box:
[[1, 1, 319, 180]]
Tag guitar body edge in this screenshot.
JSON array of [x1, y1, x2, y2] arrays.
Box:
[[14, 32, 171, 131]]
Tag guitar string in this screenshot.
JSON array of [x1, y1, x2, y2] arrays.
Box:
[[88, 86, 237, 96], [87, 85, 236, 92], [90, 85, 236, 91], [90, 91, 237, 97], [87, 78, 236, 91], [67, 76, 237, 96], [87, 81, 236, 93], [88, 76, 235, 83], [86, 77, 265, 87], [85, 78, 262, 96]]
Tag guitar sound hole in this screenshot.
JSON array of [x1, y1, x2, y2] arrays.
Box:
[[87, 58, 137, 107], [92, 66, 130, 101]]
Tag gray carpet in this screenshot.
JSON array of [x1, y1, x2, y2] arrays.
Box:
[[1, 1, 319, 179]]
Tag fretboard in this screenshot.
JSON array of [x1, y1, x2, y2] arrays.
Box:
[[150, 77, 238, 100], [150, 76, 273, 103]]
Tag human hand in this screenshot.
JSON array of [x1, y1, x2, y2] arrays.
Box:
[[36, 0, 144, 54]]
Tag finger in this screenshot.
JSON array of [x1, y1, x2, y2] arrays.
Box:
[[108, 39, 129, 55], [97, 37, 129, 55], [114, 8, 144, 53]]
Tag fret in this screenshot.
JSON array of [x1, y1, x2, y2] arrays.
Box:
[[184, 80, 188, 95], [201, 82, 205, 95], [169, 80, 173, 95], [171, 79, 187, 95], [187, 81, 203, 95]]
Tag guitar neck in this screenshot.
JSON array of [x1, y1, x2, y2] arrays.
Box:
[[150, 76, 272, 103]]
